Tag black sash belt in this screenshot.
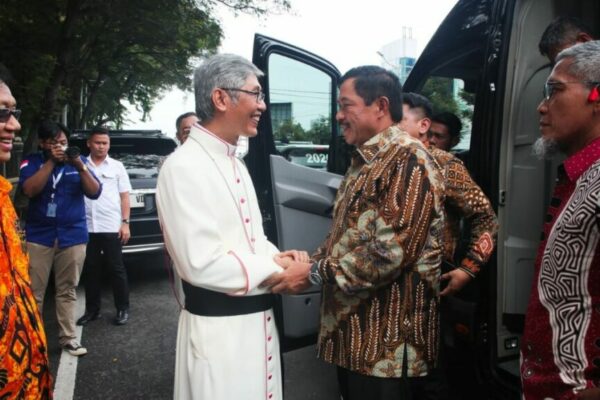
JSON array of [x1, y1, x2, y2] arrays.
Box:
[[182, 281, 275, 317]]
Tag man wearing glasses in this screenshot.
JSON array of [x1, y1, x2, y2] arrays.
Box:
[[0, 78, 52, 398], [521, 40, 600, 400], [157, 54, 306, 400]]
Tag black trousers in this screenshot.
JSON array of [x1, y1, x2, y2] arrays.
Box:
[[83, 232, 129, 312], [337, 367, 449, 400]]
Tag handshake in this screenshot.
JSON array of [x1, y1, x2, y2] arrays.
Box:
[[260, 250, 313, 294]]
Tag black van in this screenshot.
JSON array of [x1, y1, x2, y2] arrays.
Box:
[[70, 130, 177, 255], [244, 0, 599, 398]]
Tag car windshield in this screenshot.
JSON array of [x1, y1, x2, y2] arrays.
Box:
[[70, 136, 177, 179]]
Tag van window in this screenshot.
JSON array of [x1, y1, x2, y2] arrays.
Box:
[[268, 54, 333, 168], [421, 76, 473, 151]]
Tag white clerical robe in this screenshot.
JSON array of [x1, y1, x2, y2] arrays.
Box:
[[156, 125, 283, 400]]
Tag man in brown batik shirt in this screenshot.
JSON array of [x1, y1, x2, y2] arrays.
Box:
[[400, 93, 498, 290], [264, 66, 447, 400]]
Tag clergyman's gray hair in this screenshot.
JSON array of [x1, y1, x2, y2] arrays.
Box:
[[555, 40, 600, 84], [193, 54, 264, 121]]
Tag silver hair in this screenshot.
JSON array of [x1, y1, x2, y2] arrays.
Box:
[[193, 54, 264, 121], [555, 40, 600, 84], [532, 136, 560, 160]]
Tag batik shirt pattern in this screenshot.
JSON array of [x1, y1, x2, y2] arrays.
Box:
[[312, 126, 445, 377], [521, 137, 600, 400], [0, 176, 52, 399], [429, 147, 497, 276]]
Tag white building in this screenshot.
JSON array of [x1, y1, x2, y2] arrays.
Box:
[[378, 26, 418, 83]]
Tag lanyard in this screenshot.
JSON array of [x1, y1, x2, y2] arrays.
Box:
[[50, 166, 65, 201]]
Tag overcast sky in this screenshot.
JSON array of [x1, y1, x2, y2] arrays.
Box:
[[125, 1, 458, 136]]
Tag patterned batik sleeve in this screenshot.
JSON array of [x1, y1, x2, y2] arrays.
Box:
[[311, 232, 331, 263], [318, 152, 438, 294], [444, 158, 498, 276]]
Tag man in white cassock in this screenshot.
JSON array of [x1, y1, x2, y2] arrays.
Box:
[[157, 54, 306, 400]]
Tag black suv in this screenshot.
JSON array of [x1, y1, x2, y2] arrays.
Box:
[[70, 130, 177, 255]]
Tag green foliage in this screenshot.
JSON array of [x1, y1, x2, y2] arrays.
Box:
[[421, 76, 474, 125], [305, 115, 331, 144], [273, 119, 306, 142], [0, 0, 290, 153], [196, 0, 291, 16], [421, 77, 460, 115], [273, 115, 332, 145]]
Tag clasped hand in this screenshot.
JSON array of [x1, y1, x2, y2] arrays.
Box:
[[260, 250, 312, 294]]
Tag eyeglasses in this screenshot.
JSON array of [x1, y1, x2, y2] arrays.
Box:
[[220, 88, 265, 103], [0, 108, 21, 123], [543, 81, 600, 101]]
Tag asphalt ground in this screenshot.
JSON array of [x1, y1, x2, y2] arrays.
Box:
[[41, 252, 339, 400]]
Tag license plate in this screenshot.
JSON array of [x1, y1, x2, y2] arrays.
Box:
[[305, 153, 328, 165], [130, 193, 145, 208]]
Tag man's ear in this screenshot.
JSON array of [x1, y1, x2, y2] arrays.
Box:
[[591, 86, 600, 117], [576, 32, 594, 45], [588, 86, 600, 103], [376, 96, 390, 116], [211, 88, 229, 112], [419, 117, 432, 134]]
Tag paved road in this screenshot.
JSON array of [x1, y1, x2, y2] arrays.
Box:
[[42, 252, 339, 399]]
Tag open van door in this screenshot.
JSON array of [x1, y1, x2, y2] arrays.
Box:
[[247, 34, 345, 350], [406, 0, 600, 398]]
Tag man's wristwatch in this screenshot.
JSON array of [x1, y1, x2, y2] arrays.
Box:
[[78, 164, 88, 173], [122, 219, 130, 224], [308, 261, 323, 286]]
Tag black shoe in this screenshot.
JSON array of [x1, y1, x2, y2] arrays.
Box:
[[114, 310, 129, 325], [76, 310, 101, 326]]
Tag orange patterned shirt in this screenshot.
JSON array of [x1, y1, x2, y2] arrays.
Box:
[[0, 176, 52, 399]]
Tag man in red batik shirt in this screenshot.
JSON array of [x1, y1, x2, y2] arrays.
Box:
[[521, 40, 600, 400]]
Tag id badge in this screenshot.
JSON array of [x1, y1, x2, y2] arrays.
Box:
[[46, 202, 57, 218]]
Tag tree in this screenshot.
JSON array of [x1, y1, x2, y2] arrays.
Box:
[[0, 0, 290, 154], [421, 76, 474, 130], [273, 119, 305, 142], [421, 77, 460, 116], [305, 115, 331, 144]]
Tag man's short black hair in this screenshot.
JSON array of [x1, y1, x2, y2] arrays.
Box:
[[175, 112, 197, 132], [431, 112, 462, 141], [89, 125, 110, 138], [38, 120, 70, 141], [340, 66, 403, 122], [402, 92, 433, 119], [539, 16, 595, 58]]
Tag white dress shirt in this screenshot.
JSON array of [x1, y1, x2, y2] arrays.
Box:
[[85, 155, 132, 233]]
